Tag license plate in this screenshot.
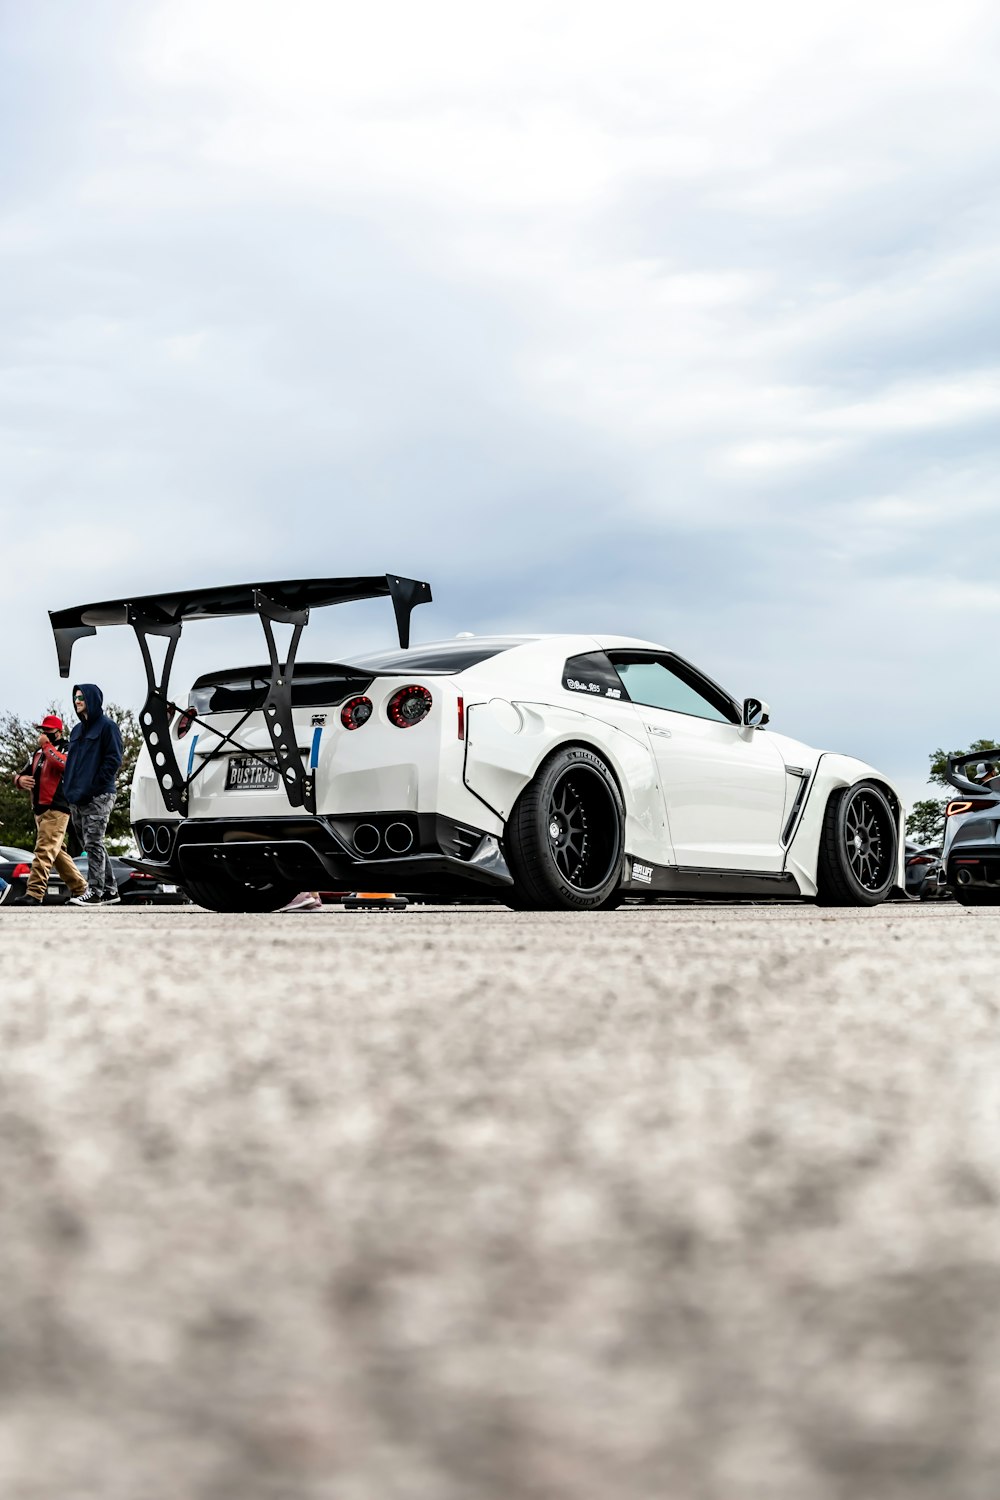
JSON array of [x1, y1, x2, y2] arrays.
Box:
[[226, 754, 280, 791], [163, 884, 177, 893]]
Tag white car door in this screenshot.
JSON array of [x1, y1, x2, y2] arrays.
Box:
[[608, 653, 788, 873]]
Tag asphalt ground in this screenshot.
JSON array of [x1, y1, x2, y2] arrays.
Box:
[[1, 898, 998, 1500]]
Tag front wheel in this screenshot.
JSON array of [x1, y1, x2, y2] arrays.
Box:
[[815, 781, 898, 907], [504, 747, 625, 911]]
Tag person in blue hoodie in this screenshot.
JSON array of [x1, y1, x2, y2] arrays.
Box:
[[62, 684, 124, 908]]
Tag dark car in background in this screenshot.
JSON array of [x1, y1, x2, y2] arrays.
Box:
[[903, 842, 947, 900], [78, 854, 190, 905], [0, 845, 189, 905], [0, 846, 50, 902]]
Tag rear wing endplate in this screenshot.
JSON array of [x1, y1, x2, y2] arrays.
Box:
[[49, 573, 431, 816]]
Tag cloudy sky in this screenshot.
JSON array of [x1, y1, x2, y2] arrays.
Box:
[[2, 0, 998, 806]]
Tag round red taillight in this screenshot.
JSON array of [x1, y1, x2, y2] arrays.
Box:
[[387, 685, 433, 728], [176, 708, 197, 740], [341, 696, 374, 731]]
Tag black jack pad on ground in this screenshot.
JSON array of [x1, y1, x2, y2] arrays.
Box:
[[343, 893, 409, 911]]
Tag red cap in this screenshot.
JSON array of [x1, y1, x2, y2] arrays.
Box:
[[34, 714, 64, 734]]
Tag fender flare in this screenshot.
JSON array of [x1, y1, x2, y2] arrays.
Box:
[[462, 700, 668, 865], [785, 753, 905, 898]]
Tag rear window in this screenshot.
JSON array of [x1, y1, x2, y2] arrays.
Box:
[[189, 664, 373, 714], [348, 639, 530, 674], [187, 639, 529, 711]]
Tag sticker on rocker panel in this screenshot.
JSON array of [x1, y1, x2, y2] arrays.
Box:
[[632, 861, 653, 885]]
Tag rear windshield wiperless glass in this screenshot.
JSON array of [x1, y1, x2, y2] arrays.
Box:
[[188, 640, 529, 711], [189, 664, 374, 714]]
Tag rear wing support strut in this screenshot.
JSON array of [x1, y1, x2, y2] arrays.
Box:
[[131, 608, 187, 815], [253, 589, 314, 813], [131, 591, 322, 816]]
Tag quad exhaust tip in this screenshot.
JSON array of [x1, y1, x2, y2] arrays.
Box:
[[353, 824, 381, 855], [384, 822, 415, 854], [956, 867, 974, 886], [140, 824, 173, 858], [351, 821, 416, 856]]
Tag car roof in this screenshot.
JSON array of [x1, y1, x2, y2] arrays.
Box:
[[350, 632, 670, 662], [191, 633, 678, 689], [347, 636, 542, 672]]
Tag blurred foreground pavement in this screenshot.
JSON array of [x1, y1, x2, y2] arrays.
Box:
[[1, 901, 999, 1500]]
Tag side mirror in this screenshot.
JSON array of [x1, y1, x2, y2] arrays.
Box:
[[743, 697, 770, 728]]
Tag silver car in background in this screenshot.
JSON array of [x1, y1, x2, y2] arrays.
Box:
[[941, 752, 1000, 906]]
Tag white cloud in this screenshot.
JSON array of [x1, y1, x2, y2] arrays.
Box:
[[721, 438, 848, 474], [1, 0, 1000, 799], [815, 371, 1000, 436]]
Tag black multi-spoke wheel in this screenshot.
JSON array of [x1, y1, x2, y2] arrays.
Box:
[[816, 781, 898, 907], [845, 791, 889, 890], [547, 777, 592, 883], [504, 747, 624, 910]]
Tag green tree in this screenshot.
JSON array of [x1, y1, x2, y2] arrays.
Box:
[[905, 798, 946, 845], [0, 701, 142, 856], [0, 708, 43, 849], [104, 703, 142, 852]]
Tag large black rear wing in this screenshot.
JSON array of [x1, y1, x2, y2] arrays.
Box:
[[945, 749, 1000, 798], [49, 574, 431, 816]]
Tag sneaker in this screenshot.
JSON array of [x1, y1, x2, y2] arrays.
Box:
[[102, 890, 122, 905], [279, 892, 323, 913], [69, 890, 104, 907]]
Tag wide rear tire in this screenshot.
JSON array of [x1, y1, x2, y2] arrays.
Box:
[[184, 877, 297, 913], [815, 781, 898, 907], [952, 887, 1000, 907], [504, 747, 625, 911]]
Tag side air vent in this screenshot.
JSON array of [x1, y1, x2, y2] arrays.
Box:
[[452, 825, 480, 857], [781, 774, 810, 845], [436, 823, 482, 861]]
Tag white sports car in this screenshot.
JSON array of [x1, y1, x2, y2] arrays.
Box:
[[50, 574, 904, 912]]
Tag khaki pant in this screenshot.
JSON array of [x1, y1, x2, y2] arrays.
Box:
[[28, 809, 87, 902]]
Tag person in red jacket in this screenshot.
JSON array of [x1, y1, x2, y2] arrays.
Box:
[[12, 714, 88, 906]]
